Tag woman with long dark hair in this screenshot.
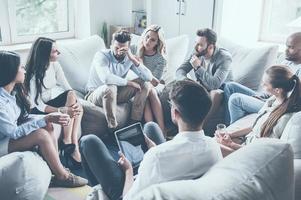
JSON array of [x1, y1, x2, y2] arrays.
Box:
[[0, 51, 87, 187], [216, 65, 301, 156], [24, 37, 83, 168]]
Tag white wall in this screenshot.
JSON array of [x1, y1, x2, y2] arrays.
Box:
[[219, 0, 263, 46], [88, 0, 132, 36], [75, 0, 91, 38]]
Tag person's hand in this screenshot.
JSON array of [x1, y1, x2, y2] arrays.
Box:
[[118, 46, 129, 56], [59, 102, 83, 118], [44, 113, 70, 126], [189, 55, 202, 69], [126, 48, 141, 67], [118, 152, 133, 172], [144, 134, 156, 149], [70, 102, 83, 117], [215, 133, 233, 147], [59, 106, 76, 118], [127, 81, 141, 91], [150, 77, 160, 87]]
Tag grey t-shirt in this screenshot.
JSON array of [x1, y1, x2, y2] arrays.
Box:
[[143, 52, 166, 80]]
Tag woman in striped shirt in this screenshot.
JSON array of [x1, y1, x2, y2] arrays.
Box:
[[137, 25, 167, 136]]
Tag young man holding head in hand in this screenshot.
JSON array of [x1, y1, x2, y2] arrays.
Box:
[[85, 29, 153, 129]]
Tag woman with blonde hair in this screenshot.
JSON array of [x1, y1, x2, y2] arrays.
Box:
[[136, 25, 167, 135], [216, 65, 301, 156]]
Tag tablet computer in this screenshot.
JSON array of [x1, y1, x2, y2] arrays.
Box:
[[114, 122, 148, 169]]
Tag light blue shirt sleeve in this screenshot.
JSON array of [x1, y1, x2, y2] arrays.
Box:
[[130, 63, 153, 81], [0, 109, 47, 140], [93, 52, 128, 86]]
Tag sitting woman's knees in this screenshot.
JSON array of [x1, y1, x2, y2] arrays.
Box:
[[67, 90, 77, 102], [35, 129, 53, 145], [148, 87, 159, 100], [142, 82, 152, 93], [149, 87, 157, 96]]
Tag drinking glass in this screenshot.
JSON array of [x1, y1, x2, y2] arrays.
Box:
[[216, 123, 227, 136]]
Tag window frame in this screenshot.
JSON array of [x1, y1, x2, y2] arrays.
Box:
[[259, 0, 300, 43], [0, 0, 75, 45]]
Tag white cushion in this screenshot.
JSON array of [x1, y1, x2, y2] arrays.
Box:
[[133, 139, 294, 200], [85, 184, 109, 200], [163, 35, 189, 84], [281, 111, 301, 159], [280, 111, 301, 200], [219, 38, 278, 91], [0, 152, 51, 200], [295, 159, 301, 200], [57, 35, 105, 94], [226, 113, 258, 132]]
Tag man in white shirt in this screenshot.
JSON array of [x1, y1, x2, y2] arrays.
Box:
[[80, 80, 222, 200], [85, 30, 153, 129]]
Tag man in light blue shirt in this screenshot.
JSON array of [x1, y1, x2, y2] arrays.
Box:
[[85, 30, 153, 129]]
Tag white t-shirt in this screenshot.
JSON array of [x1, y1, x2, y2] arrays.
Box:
[[28, 61, 72, 112], [124, 130, 222, 200]]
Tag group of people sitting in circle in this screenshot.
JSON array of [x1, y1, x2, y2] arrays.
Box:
[[0, 24, 301, 199]]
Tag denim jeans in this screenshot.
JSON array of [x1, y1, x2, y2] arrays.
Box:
[[223, 82, 264, 124], [80, 122, 165, 200]]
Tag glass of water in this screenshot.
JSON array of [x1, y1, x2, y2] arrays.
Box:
[[216, 123, 227, 136]]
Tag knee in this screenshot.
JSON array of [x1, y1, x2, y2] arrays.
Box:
[[36, 129, 53, 145], [67, 90, 77, 103], [80, 135, 104, 155], [142, 82, 151, 93], [223, 82, 236, 93], [149, 87, 157, 98], [144, 122, 160, 135], [103, 85, 117, 98], [228, 93, 242, 107]]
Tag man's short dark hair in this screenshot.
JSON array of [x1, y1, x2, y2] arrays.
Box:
[[169, 80, 212, 129], [112, 29, 131, 43], [196, 28, 217, 45]]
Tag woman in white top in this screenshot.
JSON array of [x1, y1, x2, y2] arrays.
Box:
[[216, 65, 301, 156], [24, 37, 83, 168], [0, 51, 87, 187], [137, 25, 167, 135]]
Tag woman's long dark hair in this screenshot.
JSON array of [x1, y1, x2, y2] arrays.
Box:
[[260, 65, 301, 137], [0, 51, 30, 124], [24, 37, 55, 105]]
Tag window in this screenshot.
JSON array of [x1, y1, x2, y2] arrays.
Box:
[[0, 28, 2, 43], [0, 0, 74, 45], [217, 0, 301, 45], [260, 0, 301, 43]]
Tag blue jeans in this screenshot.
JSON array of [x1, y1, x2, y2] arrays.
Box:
[[223, 82, 264, 124], [80, 122, 165, 200]]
